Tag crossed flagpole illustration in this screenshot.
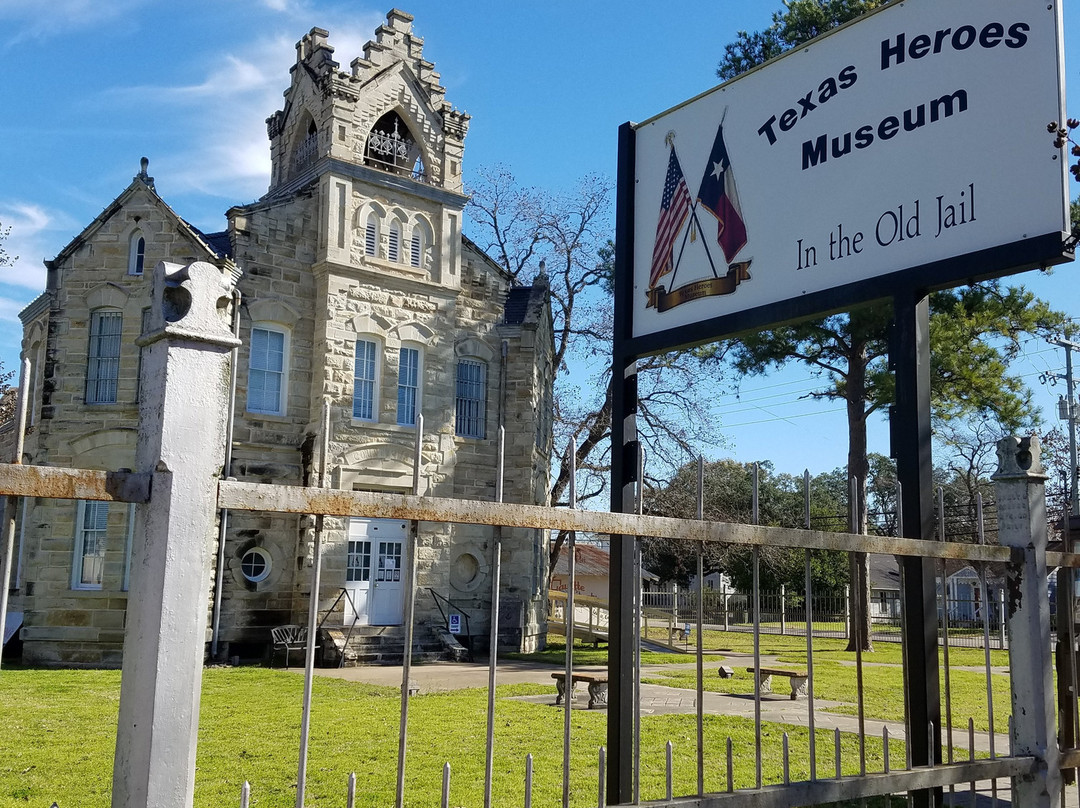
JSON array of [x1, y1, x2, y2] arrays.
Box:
[[647, 113, 752, 312]]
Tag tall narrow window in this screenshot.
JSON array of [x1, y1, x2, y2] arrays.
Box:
[[455, 359, 487, 439], [86, 310, 122, 404], [248, 326, 286, 415], [364, 215, 378, 257], [410, 230, 422, 268], [396, 346, 419, 426], [388, 221, 402, 263], [128, 232, 146, 276], [73, 500, 109, 589], [353, 339, 378, 421]]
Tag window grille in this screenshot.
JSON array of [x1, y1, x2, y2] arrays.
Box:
[[455, 359, 486, 439], [86, 311, 122, 404]]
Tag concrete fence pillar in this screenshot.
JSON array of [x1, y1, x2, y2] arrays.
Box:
[[112, 261, 241, 808], [993, 436, 1060, 807]]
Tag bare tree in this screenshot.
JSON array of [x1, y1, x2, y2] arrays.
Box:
[[467, 167, 723, 575]]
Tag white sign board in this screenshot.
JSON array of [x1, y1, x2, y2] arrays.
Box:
[[631, 0, 1069, 341], [449, 613, 462, 635]]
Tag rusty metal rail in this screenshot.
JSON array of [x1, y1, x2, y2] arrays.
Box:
[[213, 478, 1026, 564]]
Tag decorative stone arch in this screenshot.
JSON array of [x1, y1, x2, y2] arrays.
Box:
[[363, 108, 430, 181], [354, 201, 386, 258], [66, 428, 138, 466], [454, 337, 495, 364], [389, 321, 435, 348], [86, 283, 131, 312], [245, 297, 301, 330], [351, 311, 393, 338], [334, 441, 419, 492]]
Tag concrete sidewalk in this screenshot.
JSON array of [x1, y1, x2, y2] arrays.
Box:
[[306, 655, 1069, 807]]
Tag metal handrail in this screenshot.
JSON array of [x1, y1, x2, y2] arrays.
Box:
[[315, 587, 364, 668], [427, 588, 473, 660]]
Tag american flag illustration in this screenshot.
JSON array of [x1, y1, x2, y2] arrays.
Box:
[[649, 147, 691, 288]]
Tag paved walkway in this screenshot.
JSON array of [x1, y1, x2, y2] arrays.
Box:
[[309, 655, 1071, 807]]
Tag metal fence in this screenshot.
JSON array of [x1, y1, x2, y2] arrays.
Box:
[[641, 587, 1014, 650], [1, 264, 1078, 808]]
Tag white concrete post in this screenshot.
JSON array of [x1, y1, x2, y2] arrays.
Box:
[[112, 261, 241, 808], [993, 436, 1060, 807]]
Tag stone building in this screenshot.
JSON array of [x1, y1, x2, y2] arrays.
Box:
[[6, 11, 554, 666]]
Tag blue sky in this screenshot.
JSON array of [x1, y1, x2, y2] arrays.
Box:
[[1, 0, 1078, 479]]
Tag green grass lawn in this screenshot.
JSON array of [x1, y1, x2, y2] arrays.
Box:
[[0, 667, 908, 808]]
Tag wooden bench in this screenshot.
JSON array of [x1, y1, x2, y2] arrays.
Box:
[[551, 671, 609, 709], [745, 667, 809, 700]]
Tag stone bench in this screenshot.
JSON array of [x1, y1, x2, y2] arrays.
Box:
[[745, 667, 809, 700], [552, 671, 609, 709]]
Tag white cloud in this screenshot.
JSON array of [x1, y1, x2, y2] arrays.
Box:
[[0, 0, 147, 46], [0, 202, 76, 290], [101, 13, 385, 203]]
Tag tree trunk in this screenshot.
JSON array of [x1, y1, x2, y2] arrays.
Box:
[[845, 340, 874, 652]]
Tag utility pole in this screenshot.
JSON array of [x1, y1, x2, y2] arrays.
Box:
[[1050, 338, 1079, 518]]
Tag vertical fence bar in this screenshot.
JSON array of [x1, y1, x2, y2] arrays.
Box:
[[850, 478, 867, 777], [975, 494, 999, 808], [598, 747, 606, 808], [524, 754, 533, 808], [0, 357, 29, 675], [395, 414, 425, 808], [297, 399, 331, 808], [665, 740, 673, 801], [804, 469, 817, 783], [347, 772, 356, 808], [695, 457, 705, 797], [752, 464, 762, 790], [563, 441, 578, 808], [726, 737, 734, 793], [484, 427, 506, 808], [441, 764, 450, 808], [240, 781, 250, 808], [937, 487, 955, 771], [634, 448, 644, 806]]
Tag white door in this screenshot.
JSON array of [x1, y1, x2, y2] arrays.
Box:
[[344, 518, 408, 626]]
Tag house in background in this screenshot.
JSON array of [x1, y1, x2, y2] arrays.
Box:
[[6, 11, 554, 667]]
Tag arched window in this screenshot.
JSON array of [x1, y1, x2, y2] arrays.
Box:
[[128, 232, 146, 276], [388, 220, 402, 263], [353, 337, 380, 421], [365, 111, 424, 179], [396, 345, 421, 426]]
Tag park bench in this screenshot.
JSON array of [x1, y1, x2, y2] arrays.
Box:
[[551, 671, 609, 709], [745, 666, 809, 700], [271, 624, 318, 668]]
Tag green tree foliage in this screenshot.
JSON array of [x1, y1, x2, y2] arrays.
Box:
[[718, 0, 887, 81], [643, 459, 849, 594], [715, 0, 1075, 649]]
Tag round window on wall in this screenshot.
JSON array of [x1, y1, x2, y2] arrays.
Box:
[[240, 547, 272, 583]]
